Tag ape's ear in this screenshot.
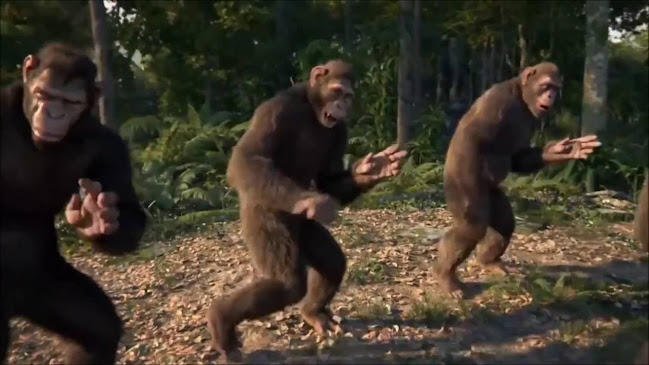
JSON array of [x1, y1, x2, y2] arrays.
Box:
[[309, 65, 329, 88], [22, 55, 39, 82], [520, 67, 536, 87]]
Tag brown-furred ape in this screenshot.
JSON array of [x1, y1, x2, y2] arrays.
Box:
[[1, 43, 147, 364], [434, 62, 602, 299], [206, 60, 407, 361]]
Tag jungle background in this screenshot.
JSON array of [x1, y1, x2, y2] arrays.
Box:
[[1, 1, 648, 364]]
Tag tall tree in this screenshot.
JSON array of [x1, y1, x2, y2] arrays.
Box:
[[413, 0, 422, 118], [397, 0, 415, 147], [344, 0, 353, 54], [276, 0, 291, 87], [89, 0, 116, 129], [581, 0, 609, 136]]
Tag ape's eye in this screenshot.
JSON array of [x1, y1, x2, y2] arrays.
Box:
[[64, 99, 83, 105]]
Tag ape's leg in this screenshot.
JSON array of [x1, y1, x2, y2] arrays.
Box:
[[434, 180, 489, 299], [475, 187, 515, 275], [298, 221, 347, 334], [206, 212, 307, 358], [18, 258, 123, 365]]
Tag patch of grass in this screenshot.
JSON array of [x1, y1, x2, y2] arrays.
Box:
[[356, 301, 392, 320], [507, 271, 649, 319], [346, 259, 392, 285], [596, 317, 649, 363], [557, 319, 590, 344], [407, 295, 452, 327], [346, 232, 375, 248], [455, 301, 498, 325]]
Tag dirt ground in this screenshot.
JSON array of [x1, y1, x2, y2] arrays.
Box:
[[7, 206, 649, 364]]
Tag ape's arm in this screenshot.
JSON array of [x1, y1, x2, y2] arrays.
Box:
[[315, 125, 365, 206], [227, 101, 317, 213], [510, 140, 560, 174], [85, 130, 147, 255]]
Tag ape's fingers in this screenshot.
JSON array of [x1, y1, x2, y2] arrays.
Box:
[[67, 194, 82, 211], [101, 222, 119, 235], [98, 192, 119, 207], [389, 149, 408, 161], [82, 193, 101, 214], [79, 178, 102, 199], [65, 194, 83, 225], [99, 207, 120, 222], [581, 141, 602, 149], [574, 134, 599, 143], [379, 144, 400, 156]]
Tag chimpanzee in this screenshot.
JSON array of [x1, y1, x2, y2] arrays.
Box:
[[434, 62, 602, 298], [206, 59, 407, 360], [1, 43, 146, 364]]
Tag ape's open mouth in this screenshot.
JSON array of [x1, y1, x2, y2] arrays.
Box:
[[324, 112, 339, 124], [538, 104, 550, 111]]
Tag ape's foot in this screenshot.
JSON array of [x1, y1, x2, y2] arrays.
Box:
[[434, 265, 465, 299], [207, 300, 242, 363], [481, 261, 510, 277], [301, 308, 343, 335]]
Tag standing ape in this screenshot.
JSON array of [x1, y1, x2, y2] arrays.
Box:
[[207, 60, 407, 359], [0, 43, 146, 363], [434, 62, 602, 298]]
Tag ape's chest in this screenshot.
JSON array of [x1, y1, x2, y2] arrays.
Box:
[[277, 121, 336, 183], [1, 132, 95, 215]]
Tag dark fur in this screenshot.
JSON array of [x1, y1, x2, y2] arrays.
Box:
[[634, 176, 648, 252], [207, 62, 363, 356], [1, 45, 146, 364], [434, 66, 559, 292]]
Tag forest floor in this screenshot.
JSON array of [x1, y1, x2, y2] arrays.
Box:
[[7, 194, 649, 364]]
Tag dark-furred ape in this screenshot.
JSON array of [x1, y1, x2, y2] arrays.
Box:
[[206, 60, 407, 361], [434, 62, 602, 299], [0, 43, 147, 364]]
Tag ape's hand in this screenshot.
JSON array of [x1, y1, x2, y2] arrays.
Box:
[[543, 135, 601, 164], [66, 178, 120, 239], [291, 194, 339, 225], [353, 144, 408, 187]]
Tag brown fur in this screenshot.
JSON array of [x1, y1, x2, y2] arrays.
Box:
[[634, 176, 648, 252], [434, 62, 562, 297], [207, 60, 367, 358], [1, 43, 146, 363]]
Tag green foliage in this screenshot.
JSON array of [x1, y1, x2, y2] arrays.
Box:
[[122, 101, 248, 220], [2, 0, 647, 238]]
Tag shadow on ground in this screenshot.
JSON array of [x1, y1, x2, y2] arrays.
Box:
[[224, 259, 648, 365]]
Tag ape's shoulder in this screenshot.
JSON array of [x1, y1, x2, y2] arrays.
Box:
[[1, 82, 25, 119]]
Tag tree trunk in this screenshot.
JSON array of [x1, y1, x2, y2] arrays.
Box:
[[448, 37, 461, 103], [397, 0, 415, 147], [468, 49, 475, 102], [498, 1, 506, 81], [275, 0, 290, 86], [480, 43, 488, 93], [413, 0, 422, 118], [488, 36, 496, 86], [344, 0, 353, 53], [89, 0, 116, 129], [435, 54, 445, 104], [518, 23, 528, 72], [581, 0, 609, 136]]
